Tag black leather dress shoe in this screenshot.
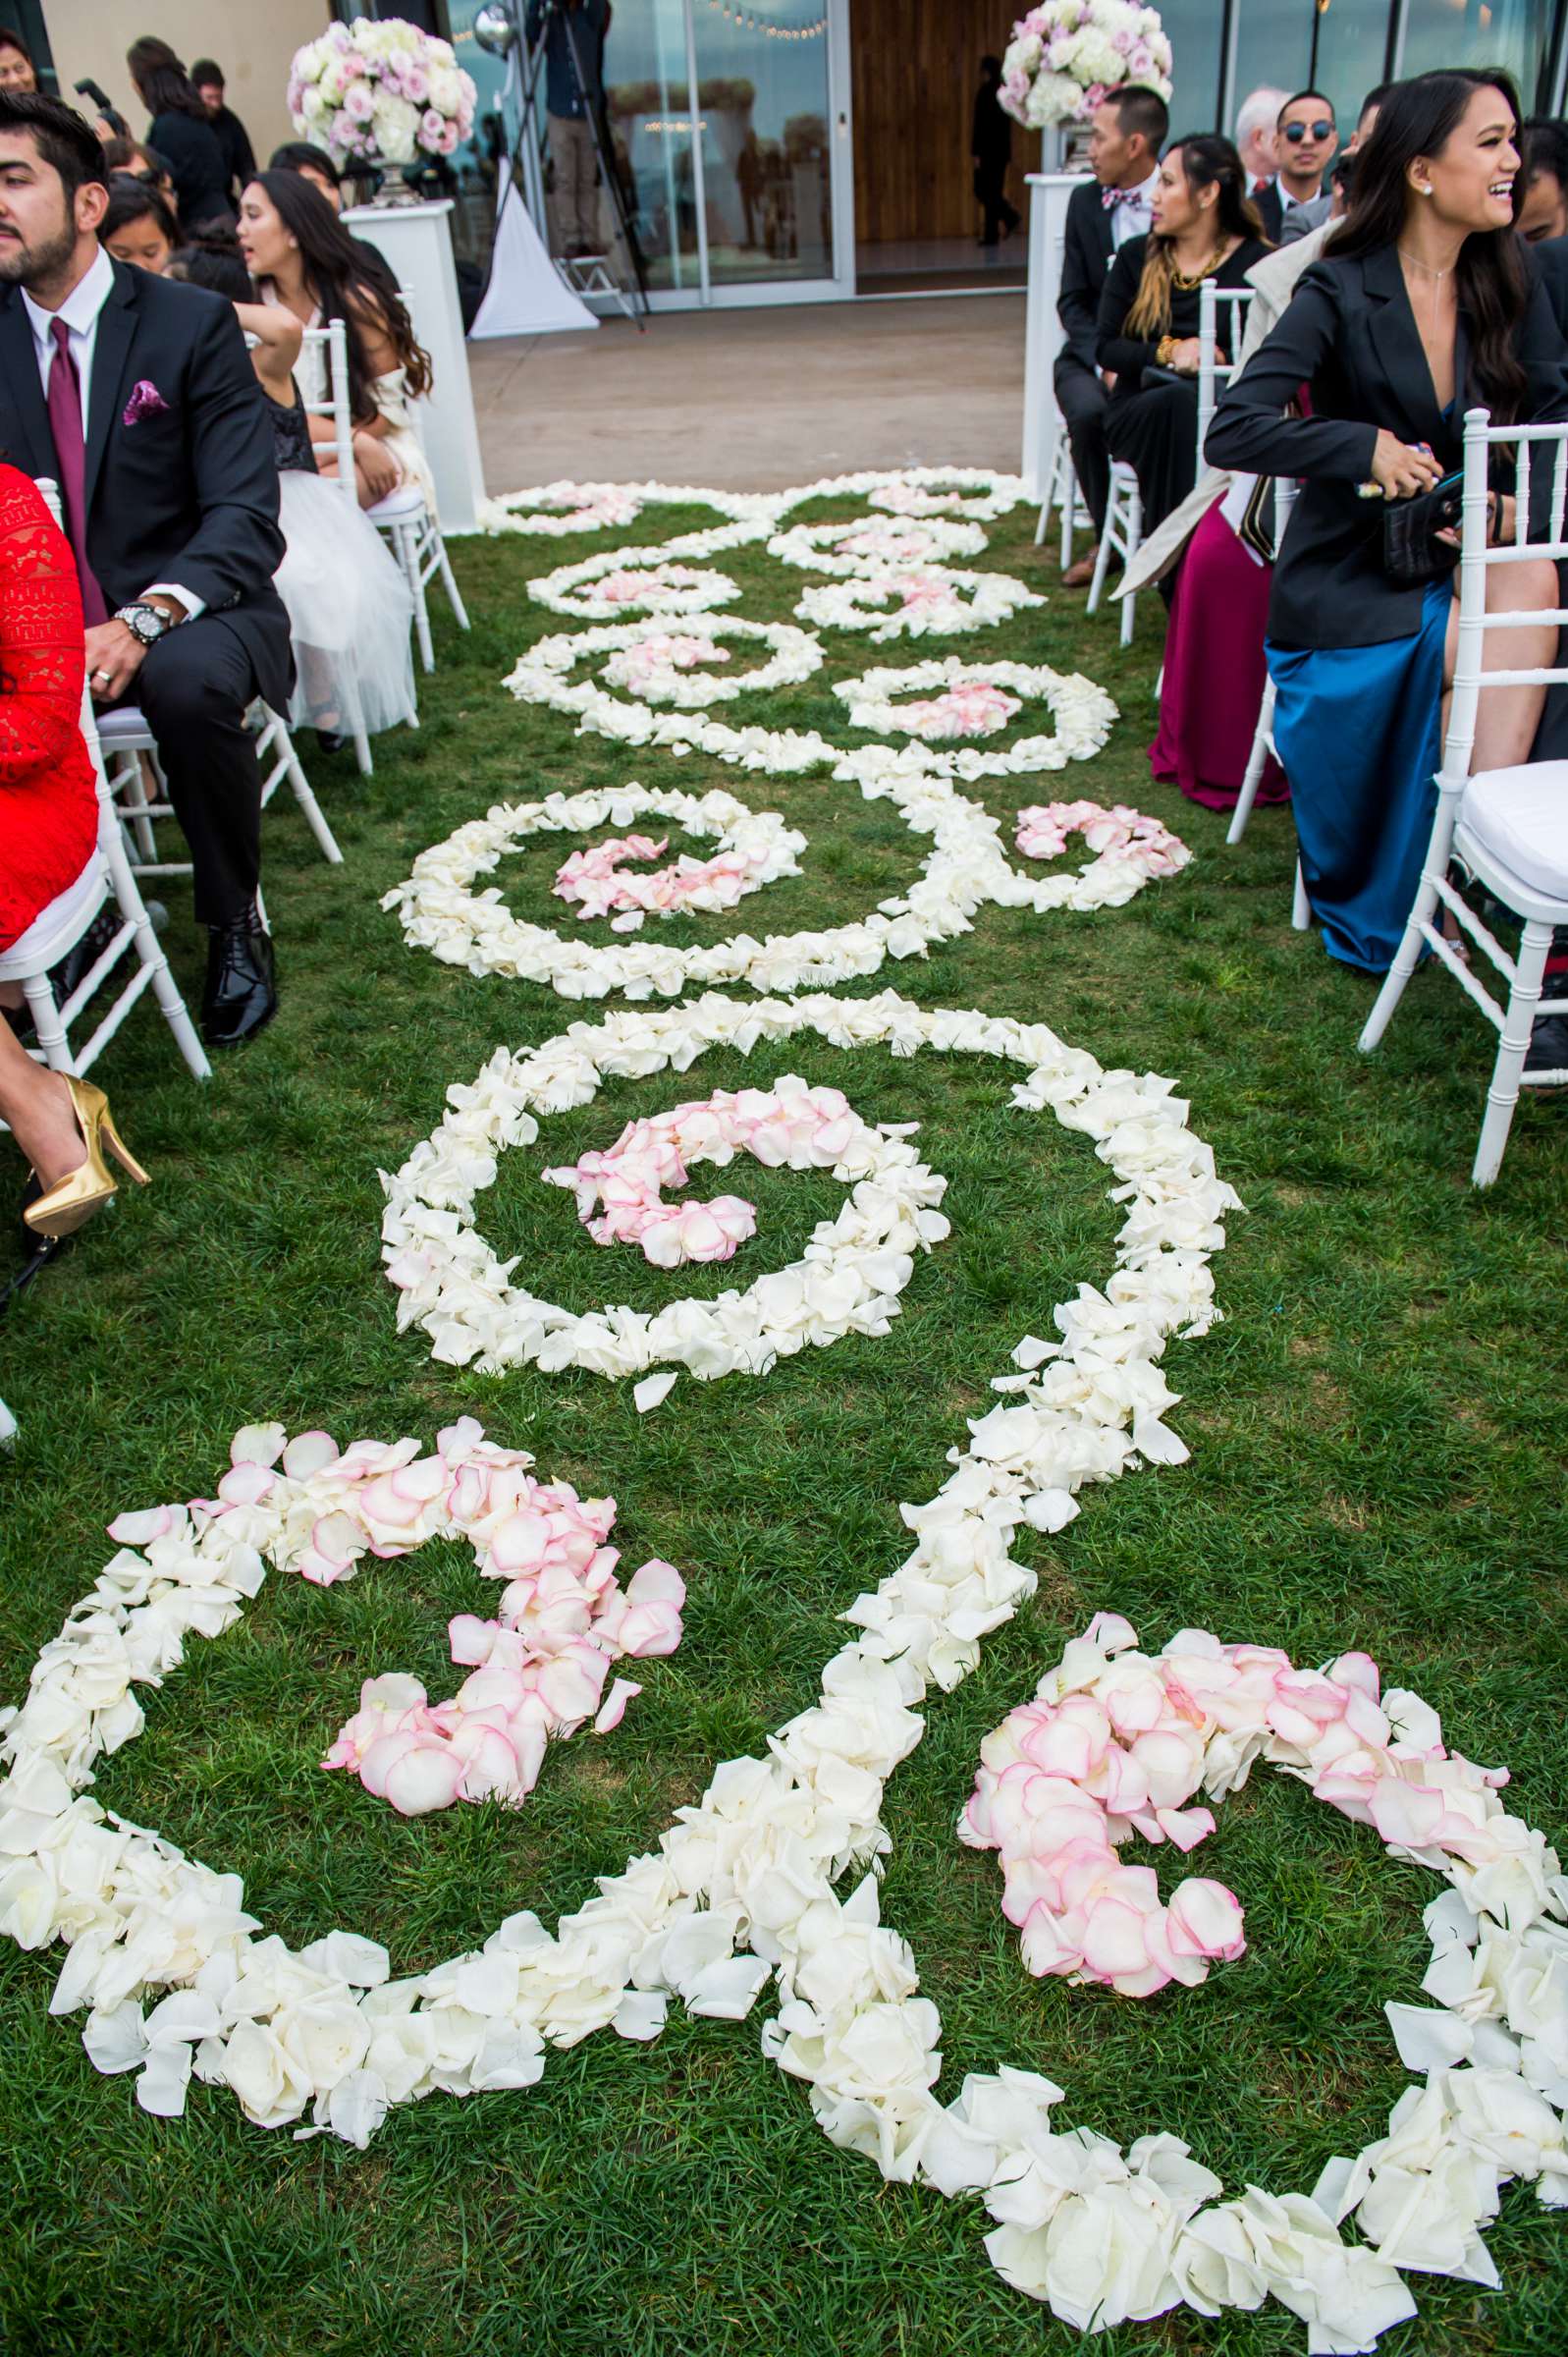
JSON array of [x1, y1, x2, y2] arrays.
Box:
[[202, 919, 277, 1048]]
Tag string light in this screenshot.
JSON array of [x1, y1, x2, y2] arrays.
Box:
[[706, 0, 828, 32]]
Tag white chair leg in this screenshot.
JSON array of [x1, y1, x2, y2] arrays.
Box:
[[23, 970, 78, 1072], [276, 720, 344, 865], [1085, 521, 1115, 618], [351, 721, 373, 777], [1472, 918, 1552, 1185], [0, 1397, 16, 1446], [102, 824, 210, 1080], [1359, 863, 1446, 1050], [119, 753, 159, 863], [433, 535, 469, 631], [1291, 860, 1312, 931], [401, 521, 434, 673], [1228, 680, 1276, 847], [1058, 480, 1075, 572], [1117, 486, 1143, 647]]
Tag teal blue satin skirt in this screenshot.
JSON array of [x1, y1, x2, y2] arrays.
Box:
[[1267, 577, 1450, 973]]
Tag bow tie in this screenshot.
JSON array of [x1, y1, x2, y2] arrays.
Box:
[[1103, 184, 1147, 211]]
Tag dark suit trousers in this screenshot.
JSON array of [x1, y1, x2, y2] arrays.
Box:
[[1053, 354, 1111, 535], [133, 616, 265, 927]]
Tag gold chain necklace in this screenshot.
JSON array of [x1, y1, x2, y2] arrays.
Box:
[[1168, 246, 1227, 293]]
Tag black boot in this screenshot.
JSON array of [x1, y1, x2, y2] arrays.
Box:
[[202, 909, 277, 1048]]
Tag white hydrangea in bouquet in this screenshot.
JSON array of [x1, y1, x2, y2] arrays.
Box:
[[999, 1, 1173, 132], [287, 16, 476, 170]]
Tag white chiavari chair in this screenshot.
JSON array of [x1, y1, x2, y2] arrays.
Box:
[[300, 315, 468, 685], [1360, 406, 1568, 1184], [0, 482, 210, 1086]]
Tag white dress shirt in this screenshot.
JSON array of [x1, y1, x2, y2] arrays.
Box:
[[1108, 169, 1158, 250], [21, 245, 203, 623]]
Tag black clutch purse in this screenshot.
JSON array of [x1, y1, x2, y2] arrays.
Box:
[[1381, 478, 1464, 585]]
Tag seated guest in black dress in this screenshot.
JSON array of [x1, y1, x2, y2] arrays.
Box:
[[1097, 136, 1270, 544], [125, 37, 232, 230]]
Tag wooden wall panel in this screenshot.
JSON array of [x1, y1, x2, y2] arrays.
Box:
[[850, 0, 1038, 246]]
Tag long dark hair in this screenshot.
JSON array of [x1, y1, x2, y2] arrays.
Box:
[[246, 168, 433, 419], [166, 229, 251, 302], [127, 36, 208, 122], [1329, 70, 1530, 422], [1126, 134, 1264, 339]]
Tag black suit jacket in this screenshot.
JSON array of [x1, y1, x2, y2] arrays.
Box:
[[1056, 178, 1114, 371], [1205, 243, 1568, 650], [0, 259, 292, 705], [148, 109, 234, 226], [1530, 233, 1568, 341], [1253, 182, 1283, 245]]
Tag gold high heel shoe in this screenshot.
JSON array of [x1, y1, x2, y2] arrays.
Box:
[[24, 1076, 150, 1241]]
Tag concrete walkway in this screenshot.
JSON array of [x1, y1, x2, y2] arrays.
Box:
[[470, 293, 1026, 494]]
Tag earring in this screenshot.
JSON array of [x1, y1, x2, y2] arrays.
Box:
[[1419, 185, 1433, 196]]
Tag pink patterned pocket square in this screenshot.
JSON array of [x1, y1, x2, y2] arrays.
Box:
[[123, 380, 170, 426]]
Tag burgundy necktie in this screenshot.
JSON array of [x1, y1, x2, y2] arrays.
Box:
[[45, 315, 108, 627]]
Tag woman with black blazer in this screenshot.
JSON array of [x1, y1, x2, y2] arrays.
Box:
[[126, 36, 233, 231], [1206, 70, 1565, 974], [1096, 136, 1270, 540]]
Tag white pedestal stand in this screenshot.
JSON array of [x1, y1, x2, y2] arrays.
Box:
[[1021, 169, 1088, 502], [344, 197, 488, 535]]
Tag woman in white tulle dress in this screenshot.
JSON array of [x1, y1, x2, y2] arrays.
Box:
[[237, 169, 438, 514], [167, 238, 416, 751]]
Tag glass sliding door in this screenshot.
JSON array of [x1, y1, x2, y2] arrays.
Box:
[[689, 0, 835, 288], [604, 0, 707, 293], [603, 0, 845, 304]]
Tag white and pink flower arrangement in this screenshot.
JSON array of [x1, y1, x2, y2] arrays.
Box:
[[287, 18, 476, 171], [999, 2, 1174, 133]]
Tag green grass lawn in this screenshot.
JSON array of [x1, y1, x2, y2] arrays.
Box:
[[1, 493, 1565, 2357]]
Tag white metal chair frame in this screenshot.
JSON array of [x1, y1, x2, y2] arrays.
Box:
[[1032, 424, 1093, 572], [1226, 473, 1310, 925], [1196, 279, 1253, 466], [1086, 460, 1142, 644], [1360, 406, 1568, 1184], [103, 702, 343, 885], [300, 315, 468, 683], [0, 482, 210, 1087]]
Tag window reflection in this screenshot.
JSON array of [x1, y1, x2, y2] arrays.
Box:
[[1158, 0, 1225, 135], [1401, 0, 1554, 109]]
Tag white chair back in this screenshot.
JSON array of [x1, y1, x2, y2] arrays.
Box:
[[1443, 407, 1568, 779], [298, 317, 357, 507], [1197, 281, 1255, 463], [1358, 404, 1568, 1181]]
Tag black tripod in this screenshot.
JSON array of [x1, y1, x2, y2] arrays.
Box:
[[515, 0, 650, 322]]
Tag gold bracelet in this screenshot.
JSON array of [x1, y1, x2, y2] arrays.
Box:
[[1156, 335, 1177, 368]]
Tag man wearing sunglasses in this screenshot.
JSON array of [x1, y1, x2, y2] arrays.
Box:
[[1254, 91, 1337, 244]]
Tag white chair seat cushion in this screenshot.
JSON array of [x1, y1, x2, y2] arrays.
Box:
[[368, 484, 427, 524], [1459, 760, 1568, 903], [0, 850, 107, 977], [95, 704, 154, 748]]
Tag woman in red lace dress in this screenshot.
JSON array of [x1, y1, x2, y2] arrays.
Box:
[[0, 464, 146, 1241]]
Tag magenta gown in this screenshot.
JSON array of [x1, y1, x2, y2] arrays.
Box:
[[1148, 502, 1289, 812]]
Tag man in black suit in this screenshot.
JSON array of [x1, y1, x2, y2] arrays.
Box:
[[0, 89, 288, 1045], [1054, 82, 1167, 586], [1255, 91, 1337, 245]]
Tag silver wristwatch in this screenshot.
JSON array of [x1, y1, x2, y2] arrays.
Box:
[[115, 601, 173, 646]]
